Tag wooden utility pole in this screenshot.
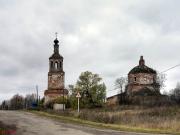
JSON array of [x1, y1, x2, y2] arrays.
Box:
[[36, 85, 39, 106]]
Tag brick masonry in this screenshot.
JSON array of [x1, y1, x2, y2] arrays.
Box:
[[44, 38, 68, 104]]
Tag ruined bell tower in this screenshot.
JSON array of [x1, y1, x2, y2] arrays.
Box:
[[44, 34, 68, 104]]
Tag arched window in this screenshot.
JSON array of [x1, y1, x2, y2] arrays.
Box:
[[55, 62, 58, 69], [134, 77, 136, 82], [59, 62, 62, 69]]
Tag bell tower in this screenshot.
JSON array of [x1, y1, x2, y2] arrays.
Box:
[[48, 37, 64, 90], [44, 34, 68, 104]]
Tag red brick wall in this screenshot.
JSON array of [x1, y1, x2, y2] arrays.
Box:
[[127, 73, 156, 94]]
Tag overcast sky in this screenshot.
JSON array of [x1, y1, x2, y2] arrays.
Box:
[[0, 0, 180, 102]]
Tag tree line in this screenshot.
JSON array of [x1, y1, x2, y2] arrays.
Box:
[[1, 71, 180, 110], [0, 93, 43, 110], [0, 71, 106, 110]]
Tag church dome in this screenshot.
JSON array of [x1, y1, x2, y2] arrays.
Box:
[[49, 37, 63, 59], [129, 65, 156, 74], [128, 56, 156, 74], [54, 38, 59, 44]]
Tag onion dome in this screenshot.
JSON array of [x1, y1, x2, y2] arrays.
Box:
[[49, 37, 63, 59]]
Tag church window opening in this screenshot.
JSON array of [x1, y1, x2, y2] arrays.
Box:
[[134, 77, 136, 82], [60, 62, 62, 69], [55, 62, 58, 69]]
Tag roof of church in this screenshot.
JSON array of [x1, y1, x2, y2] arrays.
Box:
[[128, 56, 156, 74], [129, 65, 156, 74], [49, 53, 63, 59]]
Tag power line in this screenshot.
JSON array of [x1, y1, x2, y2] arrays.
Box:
[[160, 64, 180, 73], [108, 63, 180, 92]]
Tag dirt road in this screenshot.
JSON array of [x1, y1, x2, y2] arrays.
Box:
[[0, 111, 167, 135]]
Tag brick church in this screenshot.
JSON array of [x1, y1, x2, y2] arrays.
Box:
[[107, 56, 160, 105], [44, 37, 68, 104], [126, 56, 160, 96]]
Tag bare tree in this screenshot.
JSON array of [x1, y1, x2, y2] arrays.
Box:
[[24, 94, 37, 109], [10, 94, 24, 110], [115, 77, 127, 93], [156, 73, 167, 90], [115, 77, 127, 104], [0, 100, 9, 110], [170, 82, 180, 103]]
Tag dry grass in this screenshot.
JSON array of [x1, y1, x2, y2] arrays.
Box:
[[30, 105, 180, 134], [76, 106, 180, 132]]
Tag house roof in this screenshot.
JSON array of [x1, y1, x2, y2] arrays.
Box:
[[107, 93, 125, 99]]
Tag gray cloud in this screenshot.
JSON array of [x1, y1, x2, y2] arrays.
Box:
[[0, 0, 180, 102]]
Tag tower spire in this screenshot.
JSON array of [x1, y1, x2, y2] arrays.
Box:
[[53, 32, 59, 54], [55, 32, 58, 39]]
